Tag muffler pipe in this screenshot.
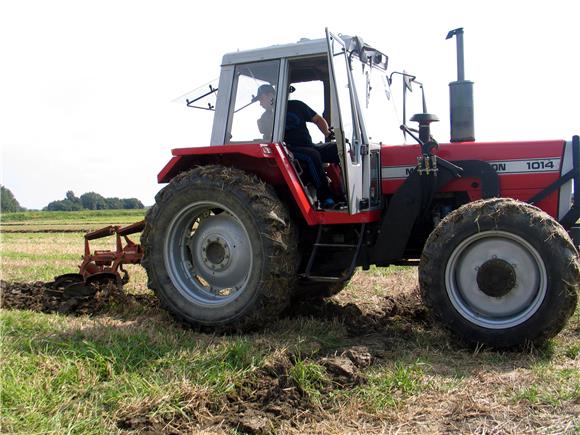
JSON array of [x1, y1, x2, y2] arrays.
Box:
[[447, 28, 475, 142]]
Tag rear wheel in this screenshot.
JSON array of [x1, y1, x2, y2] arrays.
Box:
[[419, 198, 578, 347], [141, 166, 298, 330]]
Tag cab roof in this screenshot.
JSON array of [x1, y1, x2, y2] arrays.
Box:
[[221, 37, 328, 66], [221, 33, 389, 71]]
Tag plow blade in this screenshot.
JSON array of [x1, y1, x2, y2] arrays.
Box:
[[53, 273, 84, 288], [62, 281, 98, 298]]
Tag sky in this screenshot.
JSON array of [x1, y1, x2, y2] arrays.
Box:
[[1, 0, 579, 210]]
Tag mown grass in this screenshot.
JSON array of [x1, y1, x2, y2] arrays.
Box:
[[1, 209, 146, 233], [1, 310, 270, 433], [3, 303, 576, 433], [1, 209, 146, 223], [1, 215, 579, 433]]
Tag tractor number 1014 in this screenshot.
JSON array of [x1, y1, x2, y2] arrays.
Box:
[[527, 160, 555, 170]]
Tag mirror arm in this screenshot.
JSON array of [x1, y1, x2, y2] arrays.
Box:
[[186, 85, 218, 109], [401, 124, 422, 145]]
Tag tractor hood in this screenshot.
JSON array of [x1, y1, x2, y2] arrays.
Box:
[[380, 139, 571, 219]]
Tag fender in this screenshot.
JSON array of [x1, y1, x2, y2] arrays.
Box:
[[157, 143, 381, 226]]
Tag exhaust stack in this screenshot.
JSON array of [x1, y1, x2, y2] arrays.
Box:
[[447, 28, 475, 142]]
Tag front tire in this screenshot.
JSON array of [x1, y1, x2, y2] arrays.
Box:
[[419, 198, 578, 347], [141, 166, 298, 330]]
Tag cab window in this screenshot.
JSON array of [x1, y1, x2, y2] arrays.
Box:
[[287, 56, 330, 144], [226, 60, 280, 144]]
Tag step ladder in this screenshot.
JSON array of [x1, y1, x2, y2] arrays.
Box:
[[301, 223, 366, 282]]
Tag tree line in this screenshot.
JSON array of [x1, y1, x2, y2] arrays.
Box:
[[0, 186, 144, 212], [45, 191, 144, 211]]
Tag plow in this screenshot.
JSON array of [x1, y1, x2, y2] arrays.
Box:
[[53, 221, 145, 297]]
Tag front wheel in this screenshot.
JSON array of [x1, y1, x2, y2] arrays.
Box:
[[419, 198, 578, 347]]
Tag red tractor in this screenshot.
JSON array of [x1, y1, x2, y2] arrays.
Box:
[[65, 29, 579, 347]]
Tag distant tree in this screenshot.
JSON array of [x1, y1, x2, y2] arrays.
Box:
[[45, 191, 84, 211], [1, 185, 25, 212], [80, 192, 107, 210], [44, 191, 145, 211], [45, 200, 65, 211], [46, 198, 83, 211], [122, 198, 144, 209], [66, 190, 81, 205], [105, 197, 123, 210]]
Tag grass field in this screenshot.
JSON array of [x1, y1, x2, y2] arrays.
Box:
[[1, 209, 146, 233], [1, 210, 579, 433]]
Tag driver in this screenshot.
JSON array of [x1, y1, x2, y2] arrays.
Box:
[[255, 84, 276, 140], [255, 84, 339, 208]]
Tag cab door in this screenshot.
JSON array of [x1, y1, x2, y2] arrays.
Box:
[[325, 29, 370, 214]]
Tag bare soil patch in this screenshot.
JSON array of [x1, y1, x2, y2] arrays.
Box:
[[1, 280, 158, 316], [288, 287, 430, 335]]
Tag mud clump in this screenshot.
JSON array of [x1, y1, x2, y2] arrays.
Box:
[[1, 280, 157, 316], [342, 345, 374, 368], [320, 355, 362, 385], [225, 358, 312, 432]]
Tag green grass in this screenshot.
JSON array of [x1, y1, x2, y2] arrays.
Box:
[[366, 264, 411, 277], [1, 251, 80, 261], [1, 221, 579, 433], [0, 209, 146, 234], [565, 343, 580, 359], [0, 310, 266, 433], [2, 303, 578, 433], [289, 358, 329, 403], [1, 209, 146, 223], [512, 368, 579, 406], [346, 361, 427, 411]]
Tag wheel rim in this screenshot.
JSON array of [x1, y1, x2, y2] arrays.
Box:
[[164, 201, 253, 307], [444, 230, 547, 329]]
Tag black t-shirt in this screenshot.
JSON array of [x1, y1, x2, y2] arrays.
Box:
[[284, 100, 316, 148]]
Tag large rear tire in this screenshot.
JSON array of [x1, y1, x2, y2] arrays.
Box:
[[419, 198, 578, 347], [141, 166, 298, 330]]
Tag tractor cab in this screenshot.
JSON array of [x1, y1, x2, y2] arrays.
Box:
[[207, 30, 403, 214]]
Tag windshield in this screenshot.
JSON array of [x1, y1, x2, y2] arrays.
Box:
[[226, 60, 280, 143], [350, 57, 405, 146]]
